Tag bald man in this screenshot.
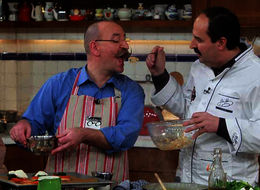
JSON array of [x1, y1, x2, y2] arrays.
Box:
[[10, 21, 144, 182]]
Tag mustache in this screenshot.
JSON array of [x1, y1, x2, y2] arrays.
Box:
[[193, 48, 202, 56], [115, 48, 132, 60]]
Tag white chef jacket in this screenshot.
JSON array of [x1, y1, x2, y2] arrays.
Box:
[[151, 46, 260, 185]]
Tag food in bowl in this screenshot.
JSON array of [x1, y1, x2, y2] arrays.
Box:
[[146, 120, 193, 150], [27, 136, 57, 155]]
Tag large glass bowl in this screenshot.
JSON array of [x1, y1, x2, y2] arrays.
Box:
[[146, 120, 194, 150]]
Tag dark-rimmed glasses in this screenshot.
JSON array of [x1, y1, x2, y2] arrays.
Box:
[[95, 39, 120, 43], [95, 39, 130, 44]]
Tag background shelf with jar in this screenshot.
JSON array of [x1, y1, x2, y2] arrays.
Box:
[[0, 0, 193, 33], [0, 0, 259, 37]]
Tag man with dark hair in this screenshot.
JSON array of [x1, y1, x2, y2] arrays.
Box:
[[10, 21, 144, 182], [146, 7, 260, 185]]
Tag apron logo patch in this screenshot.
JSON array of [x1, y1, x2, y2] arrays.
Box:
[[85, 117, 102, 130]]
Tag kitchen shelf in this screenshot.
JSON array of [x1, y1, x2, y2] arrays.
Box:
[[0, 19, 257, 37], [0, 20, 193, 33], [0, 0, 258, 37]]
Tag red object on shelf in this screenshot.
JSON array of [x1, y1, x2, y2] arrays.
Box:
[[69, 15, 86, 21], [18, 1, 31, 22], [140, 106, 162, 136]]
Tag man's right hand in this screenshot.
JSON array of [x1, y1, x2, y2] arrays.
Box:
[[146, 46, 166, 76], [9, 119, 31, 147]]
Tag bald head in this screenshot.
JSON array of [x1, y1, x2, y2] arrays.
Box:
[[84, 21, 122, 54]]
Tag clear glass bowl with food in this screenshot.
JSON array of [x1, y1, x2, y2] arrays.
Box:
[[27, 136, 57, 155], [146, 120, 194, 150]]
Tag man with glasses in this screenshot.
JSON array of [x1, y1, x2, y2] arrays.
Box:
[[10, 21, 144, 182]]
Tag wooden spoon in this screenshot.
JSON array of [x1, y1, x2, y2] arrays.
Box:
[[154, 173, 167, 190]]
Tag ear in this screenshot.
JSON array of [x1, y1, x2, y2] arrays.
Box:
[[216, 37, 227, 50], [89, 41, 100, 56]]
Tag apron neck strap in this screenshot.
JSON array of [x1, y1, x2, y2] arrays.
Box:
[[71, 71, 81, 95]]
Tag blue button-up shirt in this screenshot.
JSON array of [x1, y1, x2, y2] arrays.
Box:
[[23, 66, 145, 153]]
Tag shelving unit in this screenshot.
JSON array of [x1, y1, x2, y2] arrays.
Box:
[[0, 0, 258, 37], [0, 20, 193, 33]]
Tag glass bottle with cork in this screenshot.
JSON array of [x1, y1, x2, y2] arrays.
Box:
[[208, 148, 227, 190]]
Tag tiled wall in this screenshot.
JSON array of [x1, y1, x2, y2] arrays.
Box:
[[0, 32, 259, 116]]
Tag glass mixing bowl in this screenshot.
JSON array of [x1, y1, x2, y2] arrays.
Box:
[[146, 120, 194, 150]]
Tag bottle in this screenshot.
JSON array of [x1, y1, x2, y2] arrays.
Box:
[[0, 0, 3, 21], [208, 148, 227, 190]]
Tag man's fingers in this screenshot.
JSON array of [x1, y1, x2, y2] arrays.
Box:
[[51, 142, 72, 155], [25, 128, 31, 139], [192, 127, 206, 139]]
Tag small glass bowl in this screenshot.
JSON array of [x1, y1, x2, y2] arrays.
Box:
[[27, 135, 57, 155]]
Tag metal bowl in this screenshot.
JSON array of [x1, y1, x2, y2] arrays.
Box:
[[146, 120, 194, 150], [91, 171, 113, 180], [27, 136, 57, 155]]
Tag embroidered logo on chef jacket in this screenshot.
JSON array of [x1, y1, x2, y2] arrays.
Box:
[[215, 92, 239, 113], [191, 87, 196, 102], [231, 132, 239, 146], [85, 117, 102, 130]]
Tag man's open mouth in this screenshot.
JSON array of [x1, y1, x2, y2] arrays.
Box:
[[116, 49, 131, 60]]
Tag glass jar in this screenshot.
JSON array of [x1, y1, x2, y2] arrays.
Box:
[[208, 148, 227, 190]]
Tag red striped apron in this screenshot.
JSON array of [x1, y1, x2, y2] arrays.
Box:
[[45, 71, 129, 182]]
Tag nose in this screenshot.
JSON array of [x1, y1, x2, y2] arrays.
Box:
[[120, 40, 129, 49], [190, 37, 196, 49]]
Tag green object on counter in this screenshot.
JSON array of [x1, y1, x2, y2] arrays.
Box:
[[226, 180, 260, 190], [37, 176, 61, 190]]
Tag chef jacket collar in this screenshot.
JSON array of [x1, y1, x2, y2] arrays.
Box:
[[212, 43, 248, 76], [76, 65, 118, 88]]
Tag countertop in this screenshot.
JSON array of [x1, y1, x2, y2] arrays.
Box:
[[0, 124, 156, 148]]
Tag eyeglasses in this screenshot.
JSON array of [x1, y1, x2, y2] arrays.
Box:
[[95, 39, 120, 43], [95, 38, 130, 44]]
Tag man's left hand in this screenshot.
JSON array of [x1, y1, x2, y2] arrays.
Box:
[[183, 112, 219, 139], [51, 128, 84, 155]]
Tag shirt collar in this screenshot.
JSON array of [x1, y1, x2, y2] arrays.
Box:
[[212, 43, 248, 76], [77, 66, 120, 88]]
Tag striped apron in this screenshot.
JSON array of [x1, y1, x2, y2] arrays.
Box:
[[45, 71, 129, 182]]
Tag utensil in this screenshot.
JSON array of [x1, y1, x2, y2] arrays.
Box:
[[154, 173, 167, 190], [146, 120, 194, 150], [143, 182, 207, 190], [27, 135, 57, 155]]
